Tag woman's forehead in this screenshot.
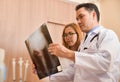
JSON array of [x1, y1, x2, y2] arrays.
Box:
[[65, 27, 75, 32]]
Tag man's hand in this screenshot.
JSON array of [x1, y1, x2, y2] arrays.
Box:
[[48, 43, 75, 62]]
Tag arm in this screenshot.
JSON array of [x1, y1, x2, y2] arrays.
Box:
[[48, 29, 120, 72], [74, 29, 120, 72], [49, 63, 74, 82]]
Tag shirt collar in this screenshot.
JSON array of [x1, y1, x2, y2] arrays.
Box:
[[87, 25, 101, 35]]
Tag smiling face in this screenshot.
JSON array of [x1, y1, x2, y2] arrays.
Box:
[[76, 7, 96, 33], [63, 26, 77, 47]]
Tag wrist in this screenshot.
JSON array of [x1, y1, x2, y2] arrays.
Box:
[[67, 50, 75, 62]]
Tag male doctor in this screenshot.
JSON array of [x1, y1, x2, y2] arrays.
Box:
[[48, 3, 120, 82]]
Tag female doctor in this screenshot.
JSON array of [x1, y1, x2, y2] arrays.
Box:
[[48, 3, 120, 82]]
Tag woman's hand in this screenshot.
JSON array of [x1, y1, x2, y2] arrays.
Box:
[[32, 64, 37, 74]]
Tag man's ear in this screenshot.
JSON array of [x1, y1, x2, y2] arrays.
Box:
[[93, 11, 96, 17], [92, 11, 97, 20]]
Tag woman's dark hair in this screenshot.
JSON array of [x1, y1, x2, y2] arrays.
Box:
[[76, 3, 100, 22]]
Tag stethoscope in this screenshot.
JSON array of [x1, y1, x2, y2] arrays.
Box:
[[84, 33, 99, 50], [90, 33, 99, 42], [78, 33, 100, 51]]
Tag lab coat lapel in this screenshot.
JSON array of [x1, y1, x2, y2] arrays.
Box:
[[78, 26, 103, 52]]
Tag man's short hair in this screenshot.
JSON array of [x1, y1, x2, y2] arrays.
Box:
[[75, 3, 100, 22]]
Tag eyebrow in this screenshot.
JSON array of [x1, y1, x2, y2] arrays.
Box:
[[64, 31, 76, 34], [76, 14, 84, 20]]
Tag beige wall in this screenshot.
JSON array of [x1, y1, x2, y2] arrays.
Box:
[[100, 0, 120, 40], [100, 1, 120, 82]]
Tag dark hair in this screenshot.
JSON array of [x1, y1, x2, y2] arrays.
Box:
[[75, 3, 100, 22]]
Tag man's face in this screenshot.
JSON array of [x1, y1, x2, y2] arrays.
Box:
[[76, 7, 94, 33]]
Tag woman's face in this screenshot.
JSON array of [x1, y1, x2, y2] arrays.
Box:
[[63, 26, 77, 47]]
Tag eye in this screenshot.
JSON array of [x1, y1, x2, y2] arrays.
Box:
[[63, 32, 76, 37], [63, 34, 67, 37], [69, 32, 75, 35], [76, 14, 85, 20], [79, 15, 84, 19], [76, 17, 79, 21]]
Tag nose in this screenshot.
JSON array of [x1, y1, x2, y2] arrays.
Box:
[[77, 19, 81, 24], [65, 37, 71, 42]]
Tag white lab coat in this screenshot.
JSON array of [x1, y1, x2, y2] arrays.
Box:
[[49, 26, 120, 82]]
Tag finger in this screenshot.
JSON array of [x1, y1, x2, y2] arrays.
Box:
[[49, 43, 54, 47], [48, 48, 52, 53], [49, 43, 58, 47], [31, 64, 37, 74], [48, 45, 56, 51], [48, 49, 54, 55]]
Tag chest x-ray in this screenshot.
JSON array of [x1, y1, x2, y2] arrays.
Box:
[[25, 23, 62, 79]]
